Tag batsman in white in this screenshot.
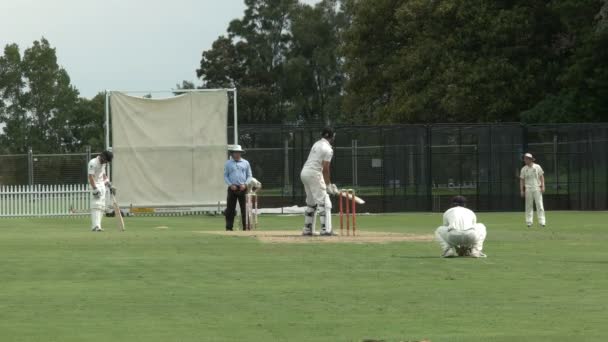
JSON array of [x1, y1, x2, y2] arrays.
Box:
[[435, 196, 487, 258], [87, 150, 116, 232], [520, 153, 546, 228], [300, 127, 340, 236]]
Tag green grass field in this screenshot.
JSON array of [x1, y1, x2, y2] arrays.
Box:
[[1, 211, 607, 342]]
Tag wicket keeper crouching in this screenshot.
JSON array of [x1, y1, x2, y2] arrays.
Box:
[[435, 196, 487, 258], [88, 150, 115, 232], [300, 127, 339, 236], [223, 144, 253, 231]]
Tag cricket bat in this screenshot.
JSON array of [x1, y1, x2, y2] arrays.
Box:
[[111, 193, 125, 231], [338, 192, 366, 205]]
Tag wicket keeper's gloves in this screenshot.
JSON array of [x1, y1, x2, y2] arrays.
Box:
[[92, 188, 101, 198]]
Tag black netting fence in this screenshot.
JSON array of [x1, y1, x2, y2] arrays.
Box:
[[233, 123, 608, 212], [0, 124, 606, 212]]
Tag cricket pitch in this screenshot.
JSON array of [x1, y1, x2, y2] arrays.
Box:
[[198, 230, 434, 244]]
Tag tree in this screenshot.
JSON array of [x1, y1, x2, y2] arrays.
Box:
[[284, 0, 346, 124], [522, 0, 608, 123], [197, 0, 346, 124], [343, 0, 571, 124], [0, 38, 104, 153]]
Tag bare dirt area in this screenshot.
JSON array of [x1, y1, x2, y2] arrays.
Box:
[[197, 230, 434, 244]]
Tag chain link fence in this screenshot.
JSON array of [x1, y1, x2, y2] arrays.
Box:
[[235, 123, 608, 212], [1, 124, 606, 212]]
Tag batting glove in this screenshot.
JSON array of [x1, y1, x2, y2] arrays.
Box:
[[105, 182, 117, 195], [92, 188, 101, 198], [327, 183, 339, 195]]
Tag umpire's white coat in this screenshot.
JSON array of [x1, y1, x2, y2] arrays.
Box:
[[435, 206, 486, 253]]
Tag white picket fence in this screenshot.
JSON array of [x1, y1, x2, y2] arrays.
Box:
[[0, 184, 90, 217]]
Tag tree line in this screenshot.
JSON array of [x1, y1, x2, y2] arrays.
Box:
[[1, 0, 607, 153]]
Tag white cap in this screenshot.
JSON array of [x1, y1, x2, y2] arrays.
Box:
[[228, 144, 245, 153], [523, 153, 535, 160]]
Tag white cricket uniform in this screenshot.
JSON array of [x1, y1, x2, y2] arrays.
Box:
[[88, 156, 107, 230], [435, 206, 487, 254], [300, 138, 334, 232], [520, 163, 545, 225]]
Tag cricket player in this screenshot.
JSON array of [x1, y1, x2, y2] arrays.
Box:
[[520, 153, 546, 227], [224, 145, 253, 231], [300, 127, 339, 236], [435, 196, 487, 258], [88, 150, 115, 232]]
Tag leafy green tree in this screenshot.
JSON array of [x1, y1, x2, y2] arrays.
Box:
[[522, 0, 608, 123], [343, 0, 574, 124], [0, 38, 104, 153], [197, 0, 345, 124], [284, 0, 346, 124]]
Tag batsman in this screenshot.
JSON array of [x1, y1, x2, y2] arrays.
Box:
[[87, 150, 116, 232], [300, 127, 340, 236]]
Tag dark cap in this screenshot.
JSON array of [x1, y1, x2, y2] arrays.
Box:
[[100, 150, 113, 163], [452, 195, 466, 207], [321, 126, 335, 139]]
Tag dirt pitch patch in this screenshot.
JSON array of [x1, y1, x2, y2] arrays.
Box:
[[197, 230, 434, 244]]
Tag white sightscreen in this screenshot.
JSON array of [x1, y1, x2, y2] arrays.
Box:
[[110, 91, 228, 206]]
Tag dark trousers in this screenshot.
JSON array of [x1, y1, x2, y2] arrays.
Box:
[[225, 187, 247, 230]]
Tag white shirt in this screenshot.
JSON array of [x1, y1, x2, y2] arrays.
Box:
[[87, 157, 106, 186], [302, 138, 334, 173], [520, 163, 544, 190], [443, 206, 477, 231]]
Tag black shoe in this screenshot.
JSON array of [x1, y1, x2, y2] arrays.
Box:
[[226, 228, 233, 231]]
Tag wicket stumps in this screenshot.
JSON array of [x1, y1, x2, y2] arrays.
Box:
[[339, 189, 357, 236], [245, 192, 259, 230]]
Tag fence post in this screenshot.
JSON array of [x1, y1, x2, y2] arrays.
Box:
[[28, 148, 34, 185], [351, 139, 358, 187], [427, 125, 434, 212], [283, 136, 290, 194]]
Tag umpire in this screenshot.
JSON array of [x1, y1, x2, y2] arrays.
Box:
[[223, 145, 253, 231]]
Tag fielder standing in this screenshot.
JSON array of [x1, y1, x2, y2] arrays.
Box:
[[520, 153, 546, 227], [300, 127, 339, 236], [435, 196, 487, 258], [224, 145, 253, 231], [88, 150, 115, 232]]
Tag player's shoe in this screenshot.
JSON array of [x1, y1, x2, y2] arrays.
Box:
[[320, 229, 333, 236], [96, 227, 104, 232], [540, 224, 546, 228], [302, 227, 313, 236], [527, 224, 532, 228], [441, 248, 457, 258], [470, 251, 487, 258]]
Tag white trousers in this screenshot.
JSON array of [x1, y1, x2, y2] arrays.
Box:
[[300, 168, 332, 232], [435, 223, 487, 253], [90, 185, 106, 229], [525, 189, 545, 225]]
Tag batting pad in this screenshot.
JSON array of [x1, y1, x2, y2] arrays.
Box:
[[110, 91, 228, 207]]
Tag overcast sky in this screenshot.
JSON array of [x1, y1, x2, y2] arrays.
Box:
[[1, 0, 318, 98]]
